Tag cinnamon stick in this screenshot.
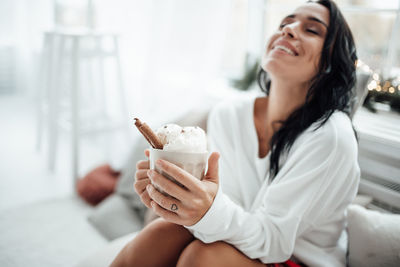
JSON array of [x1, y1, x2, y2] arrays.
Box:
[[134, 118, 164, 149]]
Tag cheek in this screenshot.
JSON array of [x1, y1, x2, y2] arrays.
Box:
[[307, 44, 324, 74], [294, 45, 323, 83], [311, 53, 321, 73]]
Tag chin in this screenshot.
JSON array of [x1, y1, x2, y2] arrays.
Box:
[[262, 58, 287, 76], [262, 59, 315, 83]]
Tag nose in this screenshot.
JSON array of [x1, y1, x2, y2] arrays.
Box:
[[281, 23, 299, 39]]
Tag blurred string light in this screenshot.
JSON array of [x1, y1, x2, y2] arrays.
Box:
[[357, 59, 400, 94], [356, 59, 372, 73]]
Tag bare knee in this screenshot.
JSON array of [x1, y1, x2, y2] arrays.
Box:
[[112, 218, 193, 267], [145, 217, 179, 235], [177, 240, 221, 267]]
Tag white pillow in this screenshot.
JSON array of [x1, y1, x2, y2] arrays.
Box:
[[347, 204, 400, 267], [88, 194, 144, 240]]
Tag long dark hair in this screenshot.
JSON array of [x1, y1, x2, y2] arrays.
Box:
[[257, 0, 358, 180]]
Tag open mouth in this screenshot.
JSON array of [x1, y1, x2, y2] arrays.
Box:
[[272, 45, 299, 56]]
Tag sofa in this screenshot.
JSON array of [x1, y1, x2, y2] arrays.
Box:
[[1, 79, 399, 267], [74, 88, 400, 267], [76, 202, 400, 267]]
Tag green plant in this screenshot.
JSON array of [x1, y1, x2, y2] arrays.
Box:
[[230, 54, 260, 91]]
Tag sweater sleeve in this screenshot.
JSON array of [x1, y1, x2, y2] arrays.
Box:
[[186, 116, 359, 263], [205, 102, 241, 201]]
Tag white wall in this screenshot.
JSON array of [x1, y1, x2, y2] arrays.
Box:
[[0, 0, 232, 119]]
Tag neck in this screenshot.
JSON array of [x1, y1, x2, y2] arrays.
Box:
[[265, 78, 309, 131]]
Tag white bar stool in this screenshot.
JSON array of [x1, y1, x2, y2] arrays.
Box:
[[37, 29, 129, 185]]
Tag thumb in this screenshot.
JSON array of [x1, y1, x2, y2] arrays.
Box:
[[205, 152, 220, 184]]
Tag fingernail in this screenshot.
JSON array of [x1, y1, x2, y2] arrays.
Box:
[[156, 159, 163, 167], [146, 184, 151, 191], [147, 170, 152, 176], [150, 201, 155, 207]]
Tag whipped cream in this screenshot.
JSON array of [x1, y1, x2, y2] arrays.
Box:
[[156, 124, 207, 153]]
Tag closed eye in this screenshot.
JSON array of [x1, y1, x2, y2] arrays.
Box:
[[279, 23, 287, 29], [306, 29, 319, 35]]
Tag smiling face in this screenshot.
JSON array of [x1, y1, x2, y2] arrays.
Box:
[[261, 3, 330, 85]]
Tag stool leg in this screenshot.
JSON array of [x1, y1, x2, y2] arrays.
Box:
[[96, 36, 107, 117], [36, 33, 49, 151], [95, 36, 112, 158], [71, 37, 80, 185], [48, 34, 64, 171], [85, 39, 95, 110]]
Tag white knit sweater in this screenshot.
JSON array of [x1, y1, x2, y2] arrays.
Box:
[[186, 95, 360, 267]]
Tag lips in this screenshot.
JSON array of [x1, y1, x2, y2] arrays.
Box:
[[271, 40, 299, 56]]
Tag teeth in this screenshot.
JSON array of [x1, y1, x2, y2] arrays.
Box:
[[275, 45, 295, 56]]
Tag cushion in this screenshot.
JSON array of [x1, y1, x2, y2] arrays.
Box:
[[88, 194, 144, 241], [347, 204, 400, 267], [76, 164, 120, 206], [115, 136, 149, 210], [351, 194, 373, 207]]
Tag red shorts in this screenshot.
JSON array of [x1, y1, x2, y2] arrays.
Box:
[[267, 260, 305, 267]]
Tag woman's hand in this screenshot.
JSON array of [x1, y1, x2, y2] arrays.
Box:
[[146, 152, 220, 226], [134, 149, 153, 209]]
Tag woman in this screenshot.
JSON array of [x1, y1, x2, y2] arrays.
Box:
[[112, 0, 360, 266]]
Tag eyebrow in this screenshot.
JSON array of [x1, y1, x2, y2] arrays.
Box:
[[285, 14, 329, 29]]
